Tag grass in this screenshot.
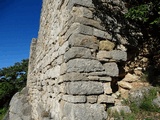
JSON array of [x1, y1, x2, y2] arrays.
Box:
[[0, 107, 8, 120], [108, 87, 160, 120]]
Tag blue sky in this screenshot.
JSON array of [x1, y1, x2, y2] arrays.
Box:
[[0, 0, 42, 68]]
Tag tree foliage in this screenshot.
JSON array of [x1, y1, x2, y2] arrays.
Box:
[[0, 59, 28, 108], [124, 0, 160, 85], [125, 0, 160, 26]]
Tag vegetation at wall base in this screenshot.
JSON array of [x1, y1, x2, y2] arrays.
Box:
[[109, 87, 160, 120], [0, 59, 28, 120]]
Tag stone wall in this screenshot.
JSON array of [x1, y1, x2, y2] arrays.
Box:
[[27, 0, 130, 120]]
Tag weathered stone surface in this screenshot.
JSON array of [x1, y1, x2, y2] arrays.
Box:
[[93, 29, 112, 40], [68, 0, 94, 9], [58, 73, 88, 83], [88, 76, 112, 82], [110, 50, 127, 61], [97, 51, 111, 60], [118, 81, 132, 90], [66, 81, 104, 95], [60, 63, 66, 75], [64, 47, 93, 62], [72, 7, 93, 18], [98, 95, 115, 103], [129, 86, 154, 106], [9, 87, 32, 120], [87, 71, 108, 76], [122, 73, 138, 82], [152, 97, 160, 108], [108, 106, 131, 114], [104, 82, 113, 94], [99, 40, 115, 51], [62, 102, 107, 120], [87, 96, 98, 104], [74, 17, 104, 30], [78, 24, 93, 35], [48, 65, 60, 78], [68, 34, 99, 49], [97, 50, 127, 61], [119, 87, 129, 99], [66, 59, 104, 73], [103, 63, 119, 77], [62, 95, 86, 103]]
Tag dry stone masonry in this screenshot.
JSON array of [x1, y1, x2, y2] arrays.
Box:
[[26, 0, 130, 120]]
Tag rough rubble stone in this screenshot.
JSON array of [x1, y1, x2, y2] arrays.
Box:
[[129, 86, 154, 106], [152, 97, 160, 108], [122, 73, 138, 82], [118, 81, 132, 90], [9, 87, 32, 120]]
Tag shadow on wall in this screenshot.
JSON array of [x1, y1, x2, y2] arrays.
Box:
[[92, 0, 160, 86]]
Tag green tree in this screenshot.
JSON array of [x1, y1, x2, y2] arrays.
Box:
[[0, 59, 29, 108], [124, 0, 160, 85]]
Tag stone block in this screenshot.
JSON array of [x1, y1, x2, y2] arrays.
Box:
[[87, 71, 108, 76], [66, 59, 104, 73], [58, 72, 88, 83], [97, 51, 111, 60], [103, 63, 119, 77], [72, 7, 93, 18], [66, 81, 104, 95], [118, 81, 132, 90], [78, 24, 93, 35], [99, 40, 115, 51], [48, 65, 60, 78], [88, 76, 112, 82], [98, 95, 115, 103], [64, 47, 93, 62], [62, 95, 86, 103], [87, 96, 98, 104], [108, 106, 131, 114], [122, 73, 138, 82], [67, 0, 94, 9], [93, 29, 112, 40], [62, 102, 107, 120], [60, 63, 67, 75], [104, 83, 113, 94], [74, 16, 104, 30], [110, 50, 127, 61], [68, 34, 99, 49], [58, 41, 69, 55], [152, 97, 160, 108]]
